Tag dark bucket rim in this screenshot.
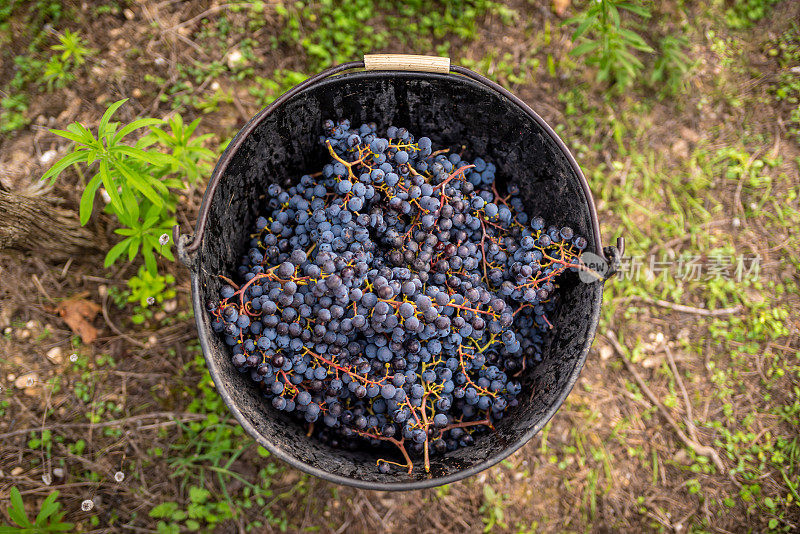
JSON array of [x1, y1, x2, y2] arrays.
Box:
[[182, 64, 609, 490]]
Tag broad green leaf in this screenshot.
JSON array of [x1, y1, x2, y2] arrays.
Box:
[[114, 145, 174, 167], [121, 185, 139, 222], [34, 491, 59, 526], [113, 118, 164, 144], [184, 117, 201, 138], [48, 523, 76, 532], [570, 14, 597, 41], [128, 237, 141, 261], [160, 243, 175, 262], [114, 160, 163, 207], [607, 4, 620, 28], [86, 148, 100, 165], [169, 114, 184, 138], [98, 99, 128, 139], [104, 238, 131, 268], [144, 232, 160, 249], [143, 243, 157, 274], [67, 122, 99, 145], [142, 211, 161, 229], [617, 2, 652, 18], [100, 159, 124, 214], [49, 127, 92, 146], [146, 126, 174, 145], [161, 178, 186, 189], [115, 228, 137, 236], [40, 150, 87, 184], [79, 172, 103, 225], [619, 28, 654, 52], [569, 40, 600, 57], [8, 487, 32, 527]]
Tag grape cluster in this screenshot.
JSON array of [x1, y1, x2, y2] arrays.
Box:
[[207, 119, 587, 474]]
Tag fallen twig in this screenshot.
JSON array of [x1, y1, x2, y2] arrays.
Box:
[[0, 412, 208, 439], [101, 292, 147, 347], [605, 332, 731, 480], [621, 295, 742, 317]]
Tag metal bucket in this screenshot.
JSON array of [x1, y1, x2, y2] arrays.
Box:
[[175, 55, 622, 490]]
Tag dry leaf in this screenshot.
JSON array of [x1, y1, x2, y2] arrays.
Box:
[[56, 298, 101, 344], [553, 0, 570, 16]]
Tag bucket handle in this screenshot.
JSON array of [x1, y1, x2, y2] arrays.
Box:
[[176, 54, 622, 280], [364, 54, 450, 73]]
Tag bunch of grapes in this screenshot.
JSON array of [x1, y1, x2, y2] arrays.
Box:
[[207, 119, 588, 474]]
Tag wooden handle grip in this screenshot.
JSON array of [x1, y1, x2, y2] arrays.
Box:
[[364, 54, 450, 74]]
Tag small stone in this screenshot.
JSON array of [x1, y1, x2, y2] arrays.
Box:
[[18, 329, 31, 340], [673, 449, 690, 464], [163, 300, 177, 313], [98, 285, 108, 298], [642, 356, 662, 368], [132, 88, 143, 98], [100, 188, 111, 204], [732, 217, 741, 228], [11, 467, 23, 476], [40, 150, 58, 166], [227, 49, 244, 69], [211, 81, 220, 91], [154, 311, 166, 321], [671, 139, 688, 159], [15, 373, 38, 389], [53, 467, 65, 478], [154, 57, 166, 66], [42, 473, 52, 485], [46, 346, 63, 364], [123, 8, 134, 19], [147, 335, 157, 347], [654, 332, 665, 344], [599, 344, 613, 361]]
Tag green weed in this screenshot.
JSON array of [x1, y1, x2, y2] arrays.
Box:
[[41, 100, 214, 275], [480, 485, 509, 532], [0, 487, 74, 532], [0, 94, 30, 133], [565, 0, 654, 89], [725, 0, 781, 29], [651, 35, 692, 95]]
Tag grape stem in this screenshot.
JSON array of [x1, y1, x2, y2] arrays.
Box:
[[434, 164, 475, 191], [440, 417, 494, 433], [353, 430, 414, 474], [420, 393, 431, 473]]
